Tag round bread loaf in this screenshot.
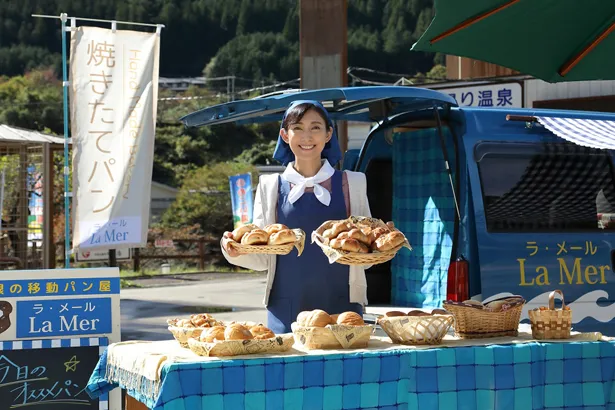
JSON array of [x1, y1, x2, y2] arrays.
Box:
[[268, 229, 295, 245], [231, 223, 259, 242], [341, 238, 369, 253], [297, 311, 312, 326], [250, 325, 275, 340], [301, 309, 331, 327], [347, 228, 370, 245], [224, 323, 253, 340], [373, 231, 405, 252], [265, 223, 289, 236], [241, 229, 269, 245], [200, 326, 226, 342], [407, 310, 431, 317], [337, 311, 365, 326], [384, 311, 407, 317]]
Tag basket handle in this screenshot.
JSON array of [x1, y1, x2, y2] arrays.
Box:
[[548, 290, 566, 310]]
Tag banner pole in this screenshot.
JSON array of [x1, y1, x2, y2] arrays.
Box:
[[61, 13, 71, 268]]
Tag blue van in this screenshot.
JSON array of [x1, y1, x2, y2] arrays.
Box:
[[181, 86, 615, 335]]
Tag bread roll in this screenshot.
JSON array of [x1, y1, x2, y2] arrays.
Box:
[[385, 311, 407, 317], [336, 311, 365, 326], [250, 325, 275, 340], [268, 229, 295, 245], [175, 319, 195, 328], [336, 231, 350, 241], [231, 224, 259, 242], [347, 228, 370, 245], [369, 227, 388, 243], [302, 309, 331, 327], [200, 326, 226, 342], [431, 309, 449, 315], [265, 224, 289, 236], [241, 229, 269, 245], [341, 238, 369, 253], [407, 310, 431, 317], [329, 238, 343, 249], [297, 311, 312, 326], [373, 231, 405, 251], [224, 323, 253, 340], [485, 300, 507, 312], [323, 222, 350, 239]]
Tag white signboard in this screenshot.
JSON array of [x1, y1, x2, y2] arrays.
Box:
[[435, 82, 523, 108], [75, 247, 132, 262], [70, 26, 160, 252]]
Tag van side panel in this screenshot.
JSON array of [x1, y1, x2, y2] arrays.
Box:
[[462, 108, 615, 335]]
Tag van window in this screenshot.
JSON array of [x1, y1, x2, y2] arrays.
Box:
[[477, 143, 615, 232]]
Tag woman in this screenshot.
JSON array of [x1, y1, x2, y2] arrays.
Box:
[[221, 100, 371, 333]]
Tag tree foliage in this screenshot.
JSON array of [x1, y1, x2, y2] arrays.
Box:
[[0, 0, 437, 79], [160, 162, 258, 236]]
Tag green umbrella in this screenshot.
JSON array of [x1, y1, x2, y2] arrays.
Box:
[[412, 0, 615, 83]]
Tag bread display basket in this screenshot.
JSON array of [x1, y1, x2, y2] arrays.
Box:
[[528, 290, 572, 340], [312, 216, 412, 266], [187, 334, 295, 357], [291, 322, 374, 350], [443, 296, 525, 339], [167, 320, 207, 347], [377, 314, 454, 345], [229, 228, 306, 256]]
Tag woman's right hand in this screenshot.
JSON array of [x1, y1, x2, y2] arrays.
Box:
[[222, 232, 242, 258]]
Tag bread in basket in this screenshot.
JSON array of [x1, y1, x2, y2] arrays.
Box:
[[226, 223, 305, 255], [312, 216, 412, 266]]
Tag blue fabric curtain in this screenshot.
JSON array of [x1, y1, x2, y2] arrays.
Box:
[[391, 127, 457, 307]]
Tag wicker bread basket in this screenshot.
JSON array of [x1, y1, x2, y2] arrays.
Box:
[[229, 228, 305, 256], [312, 217, 411, 266], [291, 322, 373, 350], [187, 334, 295, 357], [443, 297, 525, 338], [378, 314, 454, 345], [528, 290, 572, 340]]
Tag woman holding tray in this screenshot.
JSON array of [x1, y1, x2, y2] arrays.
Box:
[[221, 100, 372, 334]]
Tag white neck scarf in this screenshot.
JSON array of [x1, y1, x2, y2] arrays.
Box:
[[282, 160, 335, 206]]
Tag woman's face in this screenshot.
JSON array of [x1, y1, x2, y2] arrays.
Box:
[[281, 108, 332, 164]]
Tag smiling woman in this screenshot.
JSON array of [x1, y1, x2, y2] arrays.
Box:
[[221, 100, 372, 334]]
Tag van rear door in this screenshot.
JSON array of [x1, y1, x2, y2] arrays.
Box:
[[464, 111, 615, 335]]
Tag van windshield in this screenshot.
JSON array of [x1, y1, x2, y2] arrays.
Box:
[[477, 143, 615, 232]]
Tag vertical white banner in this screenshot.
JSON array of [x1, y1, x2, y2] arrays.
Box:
[[70, 26, 160, 251]]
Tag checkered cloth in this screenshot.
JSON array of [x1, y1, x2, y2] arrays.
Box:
[[481, 144, 615, 232], [392, 128, 457, 307], [87, 339, 615, 410]]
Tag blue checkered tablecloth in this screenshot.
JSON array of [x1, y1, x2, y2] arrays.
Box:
[[87, 340, 615, 410]]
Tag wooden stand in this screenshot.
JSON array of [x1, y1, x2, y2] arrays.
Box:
[[126, 394, 149, 410]]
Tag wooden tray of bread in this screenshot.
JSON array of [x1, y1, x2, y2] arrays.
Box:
[[228, 223, 305, 255], [291, 309, 373, 350], [167, 313, 225, 347], [377, 309, 454, 345], [312, 216, 412, 265], [187, 322, 294, 357]]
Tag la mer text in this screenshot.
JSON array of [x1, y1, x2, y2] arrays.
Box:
[[29, 315, 100, 334], [89, 229, 129, 245], [518, 258, 611, 286]]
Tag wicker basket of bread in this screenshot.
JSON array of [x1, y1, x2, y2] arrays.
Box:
[[377, 309, 454, 345], [312, 216, 412, 266], [227, 223, 306, 255], [187, 321, 294, 357], [443, 295, 525, 339], [528, 290, 572, 340], [291, 309, 373, 350], [167, 313, 225, 347]]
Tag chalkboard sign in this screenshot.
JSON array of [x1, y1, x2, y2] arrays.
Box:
[[0, 344, 101, 409]]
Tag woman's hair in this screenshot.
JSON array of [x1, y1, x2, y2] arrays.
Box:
[[281, 102, 331, 130]]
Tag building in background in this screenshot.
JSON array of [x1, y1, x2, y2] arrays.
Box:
[[149, 181, 179, 223]]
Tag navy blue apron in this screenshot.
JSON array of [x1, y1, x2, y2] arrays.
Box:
[[267, 170, 363, 334]]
